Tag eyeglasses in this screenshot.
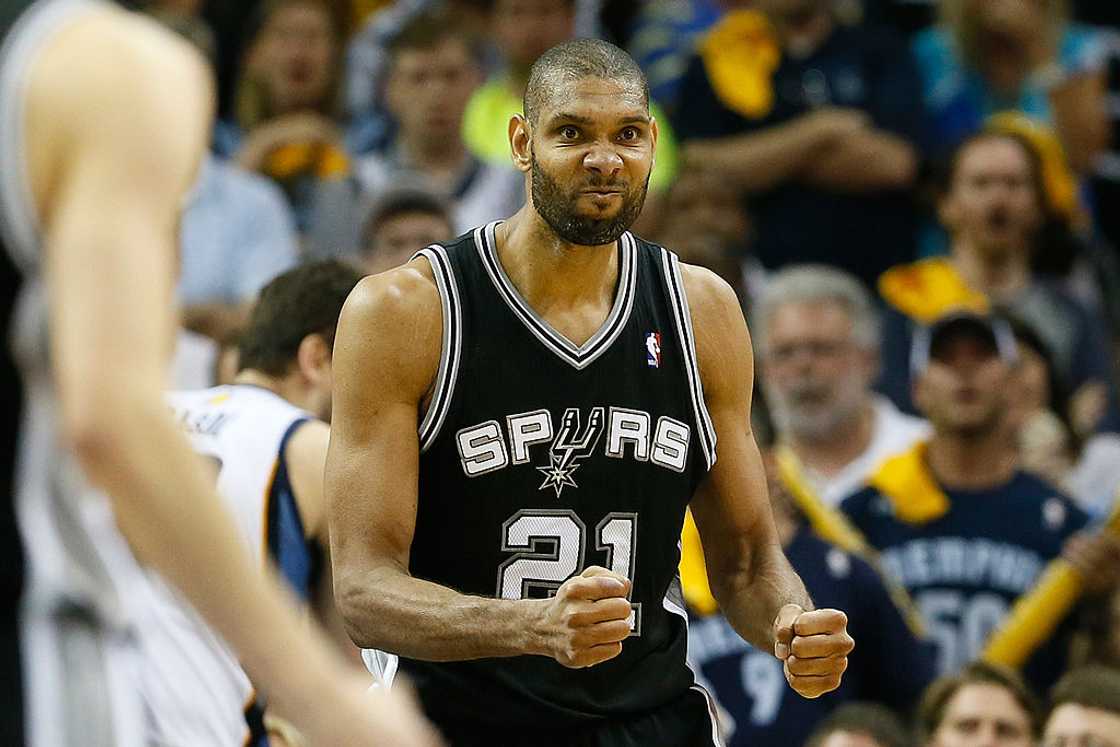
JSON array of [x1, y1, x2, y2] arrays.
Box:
[[766, 340, 854, 363]]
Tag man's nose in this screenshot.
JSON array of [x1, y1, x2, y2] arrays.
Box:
[[584, 144, 624, 177]]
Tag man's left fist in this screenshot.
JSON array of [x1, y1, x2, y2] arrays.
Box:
[[773, 605, 854, 699]]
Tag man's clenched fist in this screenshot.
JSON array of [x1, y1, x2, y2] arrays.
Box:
[[536, 566, 633, 669], [773, 605, 854, 699]]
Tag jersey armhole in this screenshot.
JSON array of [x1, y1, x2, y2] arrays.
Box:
[[659, 248, 718, 470], [412, 244, 463, 453]]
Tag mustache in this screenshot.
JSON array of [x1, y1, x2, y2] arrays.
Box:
[[581, 176, 629, 191]]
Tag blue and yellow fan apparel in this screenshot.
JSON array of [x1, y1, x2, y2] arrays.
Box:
[[841, 443, 1089, 692], [672, 9, 929, 290], [387, 223, 722, 746], [680, 515, 935, 747]]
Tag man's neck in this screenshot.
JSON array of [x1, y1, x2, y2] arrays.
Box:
[[786, 400, 875, 478], [951, 239, 1031, 303], [494, 207, 621, 343], [926, 429, 1018, 490], [233, 369, 307, 412]]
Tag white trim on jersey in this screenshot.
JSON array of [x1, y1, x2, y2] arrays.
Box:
[[412, 244, 463, 453], [660, 248, 717, 470], [0, 0, 102, 270], [662, 569, 724, 747], [474, 221, 637, 371]]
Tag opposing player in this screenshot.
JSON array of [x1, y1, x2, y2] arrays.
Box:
[[0, 2, 436, 745], [144, 260, 362, 745], [327, 39, 854, 745]]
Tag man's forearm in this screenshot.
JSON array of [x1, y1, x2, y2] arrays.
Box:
[[685, 118, 834, 193], [801, 131, 918, 191], [712, 543, 814, 652], [337, 565, 547, 661]]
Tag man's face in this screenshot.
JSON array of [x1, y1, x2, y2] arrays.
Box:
[[526, 77, 655, 246], [364, 211, 454, 274], [1044, 703, 1120, 747], [914, 333, 1010, 436], [386, 38, 480, 147], [762, 301, 875, 440], [819, 732, 889, 747], [930, 684, 1034, 747], [942, 138, 1041, 260], [493, 0, 574, 67], [258, 3, 335, 112]]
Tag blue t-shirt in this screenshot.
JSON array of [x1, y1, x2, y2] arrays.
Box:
[[913, 24, 1105, 155], [687, 527, 935, 747], [674, 24, 928, 289], [842, 471, 1090, 692]]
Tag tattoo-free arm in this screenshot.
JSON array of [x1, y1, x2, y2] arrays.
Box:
[[681, 265, 814, 650]]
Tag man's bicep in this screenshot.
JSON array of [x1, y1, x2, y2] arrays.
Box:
[[325, 274, 440, 576]]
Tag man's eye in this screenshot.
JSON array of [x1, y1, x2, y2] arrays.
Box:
[[620, 127, 639, 141], [560, 126, 579, 139]]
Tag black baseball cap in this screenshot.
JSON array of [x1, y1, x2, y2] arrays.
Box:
[[911, 311, 1018, 374]]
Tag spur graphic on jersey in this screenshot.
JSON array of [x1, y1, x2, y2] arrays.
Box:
[[455, 406, 693, 481], [536, 407, 605, 497]]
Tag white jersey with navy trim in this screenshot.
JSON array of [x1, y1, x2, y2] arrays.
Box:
[[138, 384, 313, 747]]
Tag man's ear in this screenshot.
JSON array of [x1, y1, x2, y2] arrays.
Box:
[[510, 114, 532, 173], [296, 333, 331, 384], [938, 193, 958, 232], [649, 114, 659, 170]]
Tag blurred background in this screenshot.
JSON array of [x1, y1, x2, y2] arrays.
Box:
[[135, 0, 1120, 744]]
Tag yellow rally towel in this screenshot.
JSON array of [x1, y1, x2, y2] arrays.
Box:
[[867, 442, 951, 525], [680, 510, 719, 616], [984, 497, 1120, 668], [986, 112, 1079, 222], [699, 10, 781, 121], [878, 257, 990, 324]]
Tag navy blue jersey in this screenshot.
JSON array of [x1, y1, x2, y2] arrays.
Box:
[[687, 527, 935, 747], [398, 223, 718, 735], [842, 471, 1089, 691]]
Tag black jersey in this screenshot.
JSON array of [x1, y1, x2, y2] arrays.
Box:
[[398, 221, 718, 732]]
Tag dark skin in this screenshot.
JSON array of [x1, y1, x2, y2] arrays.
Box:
[[326, 75, 852, 698]]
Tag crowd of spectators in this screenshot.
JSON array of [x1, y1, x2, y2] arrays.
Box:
[[137, 0, 1120, 743]]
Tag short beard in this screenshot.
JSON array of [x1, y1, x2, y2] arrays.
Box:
[[530, 153, 648, 246], [767, 379, 866, 442]]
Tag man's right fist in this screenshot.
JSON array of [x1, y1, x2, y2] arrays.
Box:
[[537, 566, 632, 669]]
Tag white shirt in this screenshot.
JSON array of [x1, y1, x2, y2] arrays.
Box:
[[802, 396, 932, 506]]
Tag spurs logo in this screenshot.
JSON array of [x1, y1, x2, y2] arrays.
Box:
[[536, 407, 604, 497]]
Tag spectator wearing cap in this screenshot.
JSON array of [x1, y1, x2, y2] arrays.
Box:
[[673, 0, 927, 290], [878, 130, 1120, 433], [917, 661, 1041, 747], [913, 0, 1109, 174], [754, 265, 931, 507], [842, 312, 1120, 691], [1043, 666, 1120, 747], [353, 11, 522, 236], [681, 450, 934, 747], [804, 703, 913, 747], [358, 185, 454, 275]]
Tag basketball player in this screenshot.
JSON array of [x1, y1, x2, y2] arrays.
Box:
[[0, 2, 436, 745], [144, 260, 364, 745], [327, 39, 854, 745]]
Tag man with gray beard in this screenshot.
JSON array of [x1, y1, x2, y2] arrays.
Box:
[[755, 265, 930, 506]]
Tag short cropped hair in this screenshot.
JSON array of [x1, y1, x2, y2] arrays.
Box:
[[941, 130, 1046, 206], [753, 264, 882, 353], [523, 38, 649, 125], [238, 260, 363, 377], [360, 185, 453, 255], [917, 661, 1043, 741], [804, 703, 911, 747], [387, 9, 480, 63], [1049, 666, 1120, 718]]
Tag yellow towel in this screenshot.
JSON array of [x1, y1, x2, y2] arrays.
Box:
[[699, 10, 781, 120], [878, 257, 990, 324], [867, 442, 951, 525]]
